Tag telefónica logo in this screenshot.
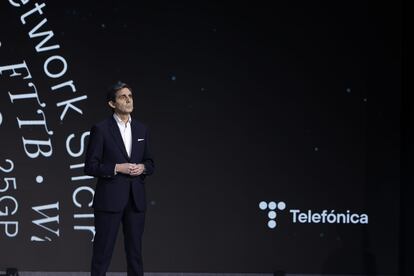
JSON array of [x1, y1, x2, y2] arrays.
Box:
[[259, 201, 369, 229], [259, 201, 286, 229]]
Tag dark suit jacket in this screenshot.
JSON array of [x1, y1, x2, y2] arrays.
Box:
[[84, 116, 154, 212]]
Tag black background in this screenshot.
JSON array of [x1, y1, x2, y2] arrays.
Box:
[[0, 0, 402, 274]]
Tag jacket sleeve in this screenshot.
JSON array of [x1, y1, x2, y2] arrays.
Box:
[[84, 125, 116, 178], [142, 128, 155, 176]]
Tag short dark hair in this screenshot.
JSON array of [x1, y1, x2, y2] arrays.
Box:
[[106, 81, 132, 102]]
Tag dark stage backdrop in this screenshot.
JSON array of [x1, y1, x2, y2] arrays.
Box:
[[0, 0, 401, 274]]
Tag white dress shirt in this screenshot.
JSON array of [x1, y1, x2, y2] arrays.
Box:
[[113, 113, 132, 158]]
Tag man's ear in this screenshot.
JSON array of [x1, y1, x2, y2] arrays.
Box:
[[108, 101, 116, 109]]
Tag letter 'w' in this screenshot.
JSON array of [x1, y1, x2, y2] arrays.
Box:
[[29, 19, 60, 52], [31, 202, 60, 241]]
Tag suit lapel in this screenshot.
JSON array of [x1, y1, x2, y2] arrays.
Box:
[[109, 117, 129, 160]]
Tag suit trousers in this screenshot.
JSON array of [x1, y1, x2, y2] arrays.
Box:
[[91, 190, 146, 276]]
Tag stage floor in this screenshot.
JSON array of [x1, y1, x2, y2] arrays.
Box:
[[6, 273, 399, 276]]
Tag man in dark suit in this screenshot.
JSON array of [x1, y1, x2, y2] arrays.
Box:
[[84, 81, 154, 276]]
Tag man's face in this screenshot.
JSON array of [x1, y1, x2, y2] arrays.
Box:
[[109, 87, 134, 115]]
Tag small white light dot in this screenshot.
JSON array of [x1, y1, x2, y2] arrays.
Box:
[[36, 175, 44, 183], [268, 201, 277, 210], [0, 112, 3, 126], [278, 201, 286, 210], [259, 201, 268, 210], [314, 147, 319, 151], [268, 220, 276, 229], [268, 211, 277, 219], [346, 88, 351, 93], [101, 23, 106, 28], [363, 98, 367, 102]]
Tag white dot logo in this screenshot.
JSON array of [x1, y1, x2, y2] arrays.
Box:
[[268, 220, 276, 228], [36, 175, 44, 183], [259, 200, 286, 229]]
